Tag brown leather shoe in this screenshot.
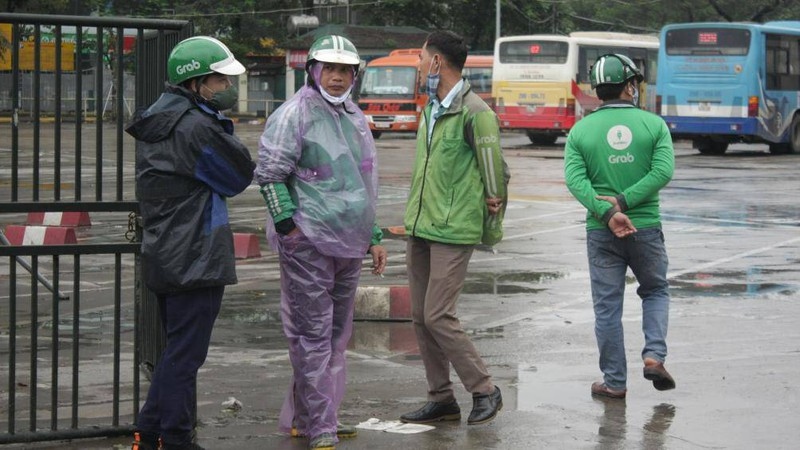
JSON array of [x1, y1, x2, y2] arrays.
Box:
[[591, 381, 627, 399], [643, 358, 676, 391]]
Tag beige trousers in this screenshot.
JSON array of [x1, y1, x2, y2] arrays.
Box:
[[406, 237, 493, 403]]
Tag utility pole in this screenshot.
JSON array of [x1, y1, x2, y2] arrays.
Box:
[[496, 0, 501, 41]]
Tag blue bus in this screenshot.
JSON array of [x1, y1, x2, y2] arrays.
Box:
[[657, 21, 800, 154]]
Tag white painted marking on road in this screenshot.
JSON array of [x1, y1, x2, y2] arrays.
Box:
[[667, 236, 800, 280], [504, 223, 584, 240]]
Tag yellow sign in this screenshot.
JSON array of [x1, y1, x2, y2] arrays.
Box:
[[1, 23, 76, 72]]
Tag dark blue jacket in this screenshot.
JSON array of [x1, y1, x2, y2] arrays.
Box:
[[126, 85, 254, 294]]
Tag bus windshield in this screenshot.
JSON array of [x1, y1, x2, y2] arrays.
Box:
[[499, 40, 568, 64], [665, 28, 751, 56], [358, 66, 417, 99]]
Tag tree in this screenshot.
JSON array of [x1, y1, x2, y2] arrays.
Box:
[[7, 0, 800, 58]]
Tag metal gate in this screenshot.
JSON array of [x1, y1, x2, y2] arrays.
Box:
[[0, 13, 191, 444]]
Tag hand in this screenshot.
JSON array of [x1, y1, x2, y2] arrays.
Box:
[[369, 245, 387, 275], [608, 212, 637, 238], [486, 197, 503, 216]]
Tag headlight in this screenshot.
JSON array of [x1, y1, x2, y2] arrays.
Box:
[[395, 115, 417, 123]]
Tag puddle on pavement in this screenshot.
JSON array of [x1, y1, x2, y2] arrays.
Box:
[[671, 268, 798, 298], [350, 321, 418, 356], [463, 271, 565, 295], [663, 202, 800, 226]]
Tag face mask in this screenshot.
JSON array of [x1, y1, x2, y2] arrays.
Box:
[[426, 57, 441, 99], [631, 82, 640, 107], [201, 83, 238, 111]]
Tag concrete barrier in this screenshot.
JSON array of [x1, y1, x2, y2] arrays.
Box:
[[3, 225, 78, 245], [233, 233, 261, 259], [26, 212, 91, 227], [354, 285, 411, 321]]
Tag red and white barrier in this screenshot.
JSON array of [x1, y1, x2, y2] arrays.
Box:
[[26, 212, 91, 227], [233, 233, 261, 259], [3, 225, 78, 245], [354, 285, 411, 321]]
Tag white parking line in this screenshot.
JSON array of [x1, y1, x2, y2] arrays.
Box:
[[667, 235, 800, 280]]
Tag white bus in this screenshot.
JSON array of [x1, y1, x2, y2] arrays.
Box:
[[492, 32, 659, 144]]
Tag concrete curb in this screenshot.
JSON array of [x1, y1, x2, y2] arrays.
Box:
[[354, 285, 411, 321]]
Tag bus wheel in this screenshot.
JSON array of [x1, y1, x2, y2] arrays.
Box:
[[371, 130, 382, 139], [788, 115, 800, 153], [770, 116, 800, 154], [526, 132, 558, 145], [695, 139, 728, 155]]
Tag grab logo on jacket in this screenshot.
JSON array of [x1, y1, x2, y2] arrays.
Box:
[[607, 125, 632, 151]]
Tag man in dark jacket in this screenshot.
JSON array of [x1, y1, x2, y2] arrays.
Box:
[[125, 36, 255, 450]]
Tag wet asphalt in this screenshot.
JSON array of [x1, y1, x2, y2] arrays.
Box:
[[2, 124, 799, 449]]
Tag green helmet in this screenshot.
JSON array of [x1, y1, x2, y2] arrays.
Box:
[[167, 36, 246, 85], [589, 53, 643, 89], [307, 35, 360, 66]]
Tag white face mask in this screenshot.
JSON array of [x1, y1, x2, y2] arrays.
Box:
[[320, 86, 353, 105], [630, 82, 640, 107]]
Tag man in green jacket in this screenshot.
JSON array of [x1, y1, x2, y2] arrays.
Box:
[[400, 30, 508, 426], [564, 53, 676, 400]]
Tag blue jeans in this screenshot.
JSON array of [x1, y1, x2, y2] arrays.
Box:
[[587, 227, 670, 390]]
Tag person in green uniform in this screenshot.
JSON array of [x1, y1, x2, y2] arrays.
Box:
[[399, 30, 508, 426], [564, 53, 676, 400]]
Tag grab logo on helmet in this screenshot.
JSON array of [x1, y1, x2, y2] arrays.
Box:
[[176, 60, 202, 76]]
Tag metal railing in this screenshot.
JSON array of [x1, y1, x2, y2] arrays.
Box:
[[0, 13, 191, 444]]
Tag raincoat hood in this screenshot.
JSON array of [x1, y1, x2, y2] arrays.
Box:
[[126, 84, 199, 143]]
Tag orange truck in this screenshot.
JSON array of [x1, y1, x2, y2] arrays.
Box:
[[357, 49, 493, 138]]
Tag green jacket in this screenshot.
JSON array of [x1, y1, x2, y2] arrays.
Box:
[[404, 80, 508, 245], [564, 101, 674, 230]]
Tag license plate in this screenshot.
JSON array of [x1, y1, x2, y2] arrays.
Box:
[[696, 102, 712, 112], [374, 122, 390, 129]]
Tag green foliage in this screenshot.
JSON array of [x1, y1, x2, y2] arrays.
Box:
[[7, 0, 800, 58], [3, 0, 104, 14]]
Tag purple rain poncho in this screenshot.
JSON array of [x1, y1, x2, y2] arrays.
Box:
[[254, 84, 378, 257], [254, 81, 379, 440]]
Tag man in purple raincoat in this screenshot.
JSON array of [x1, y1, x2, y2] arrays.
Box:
[[254, 35, 387, 450]]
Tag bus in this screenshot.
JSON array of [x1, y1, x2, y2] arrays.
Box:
[[357, 49, 493, 138], [657, 21, 800, 155], [463, 54, 494, 104], [492, 32, 659, 145]]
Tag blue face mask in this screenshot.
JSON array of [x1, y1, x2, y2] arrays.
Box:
[[426, 57, 441, 99], [631, 82, 640, 107]]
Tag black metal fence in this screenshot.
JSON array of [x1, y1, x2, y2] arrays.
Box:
[[0, 13, 192, 444]]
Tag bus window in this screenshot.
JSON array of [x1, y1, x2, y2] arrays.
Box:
[[464, 66, 492, 93], [499, 40, 568, 64], [766, 34, 800, 90], [647, 49, 658, 84], [359, 66, 417, 98], [665, 28, 751, 55], [577, 46, 653, 84]]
